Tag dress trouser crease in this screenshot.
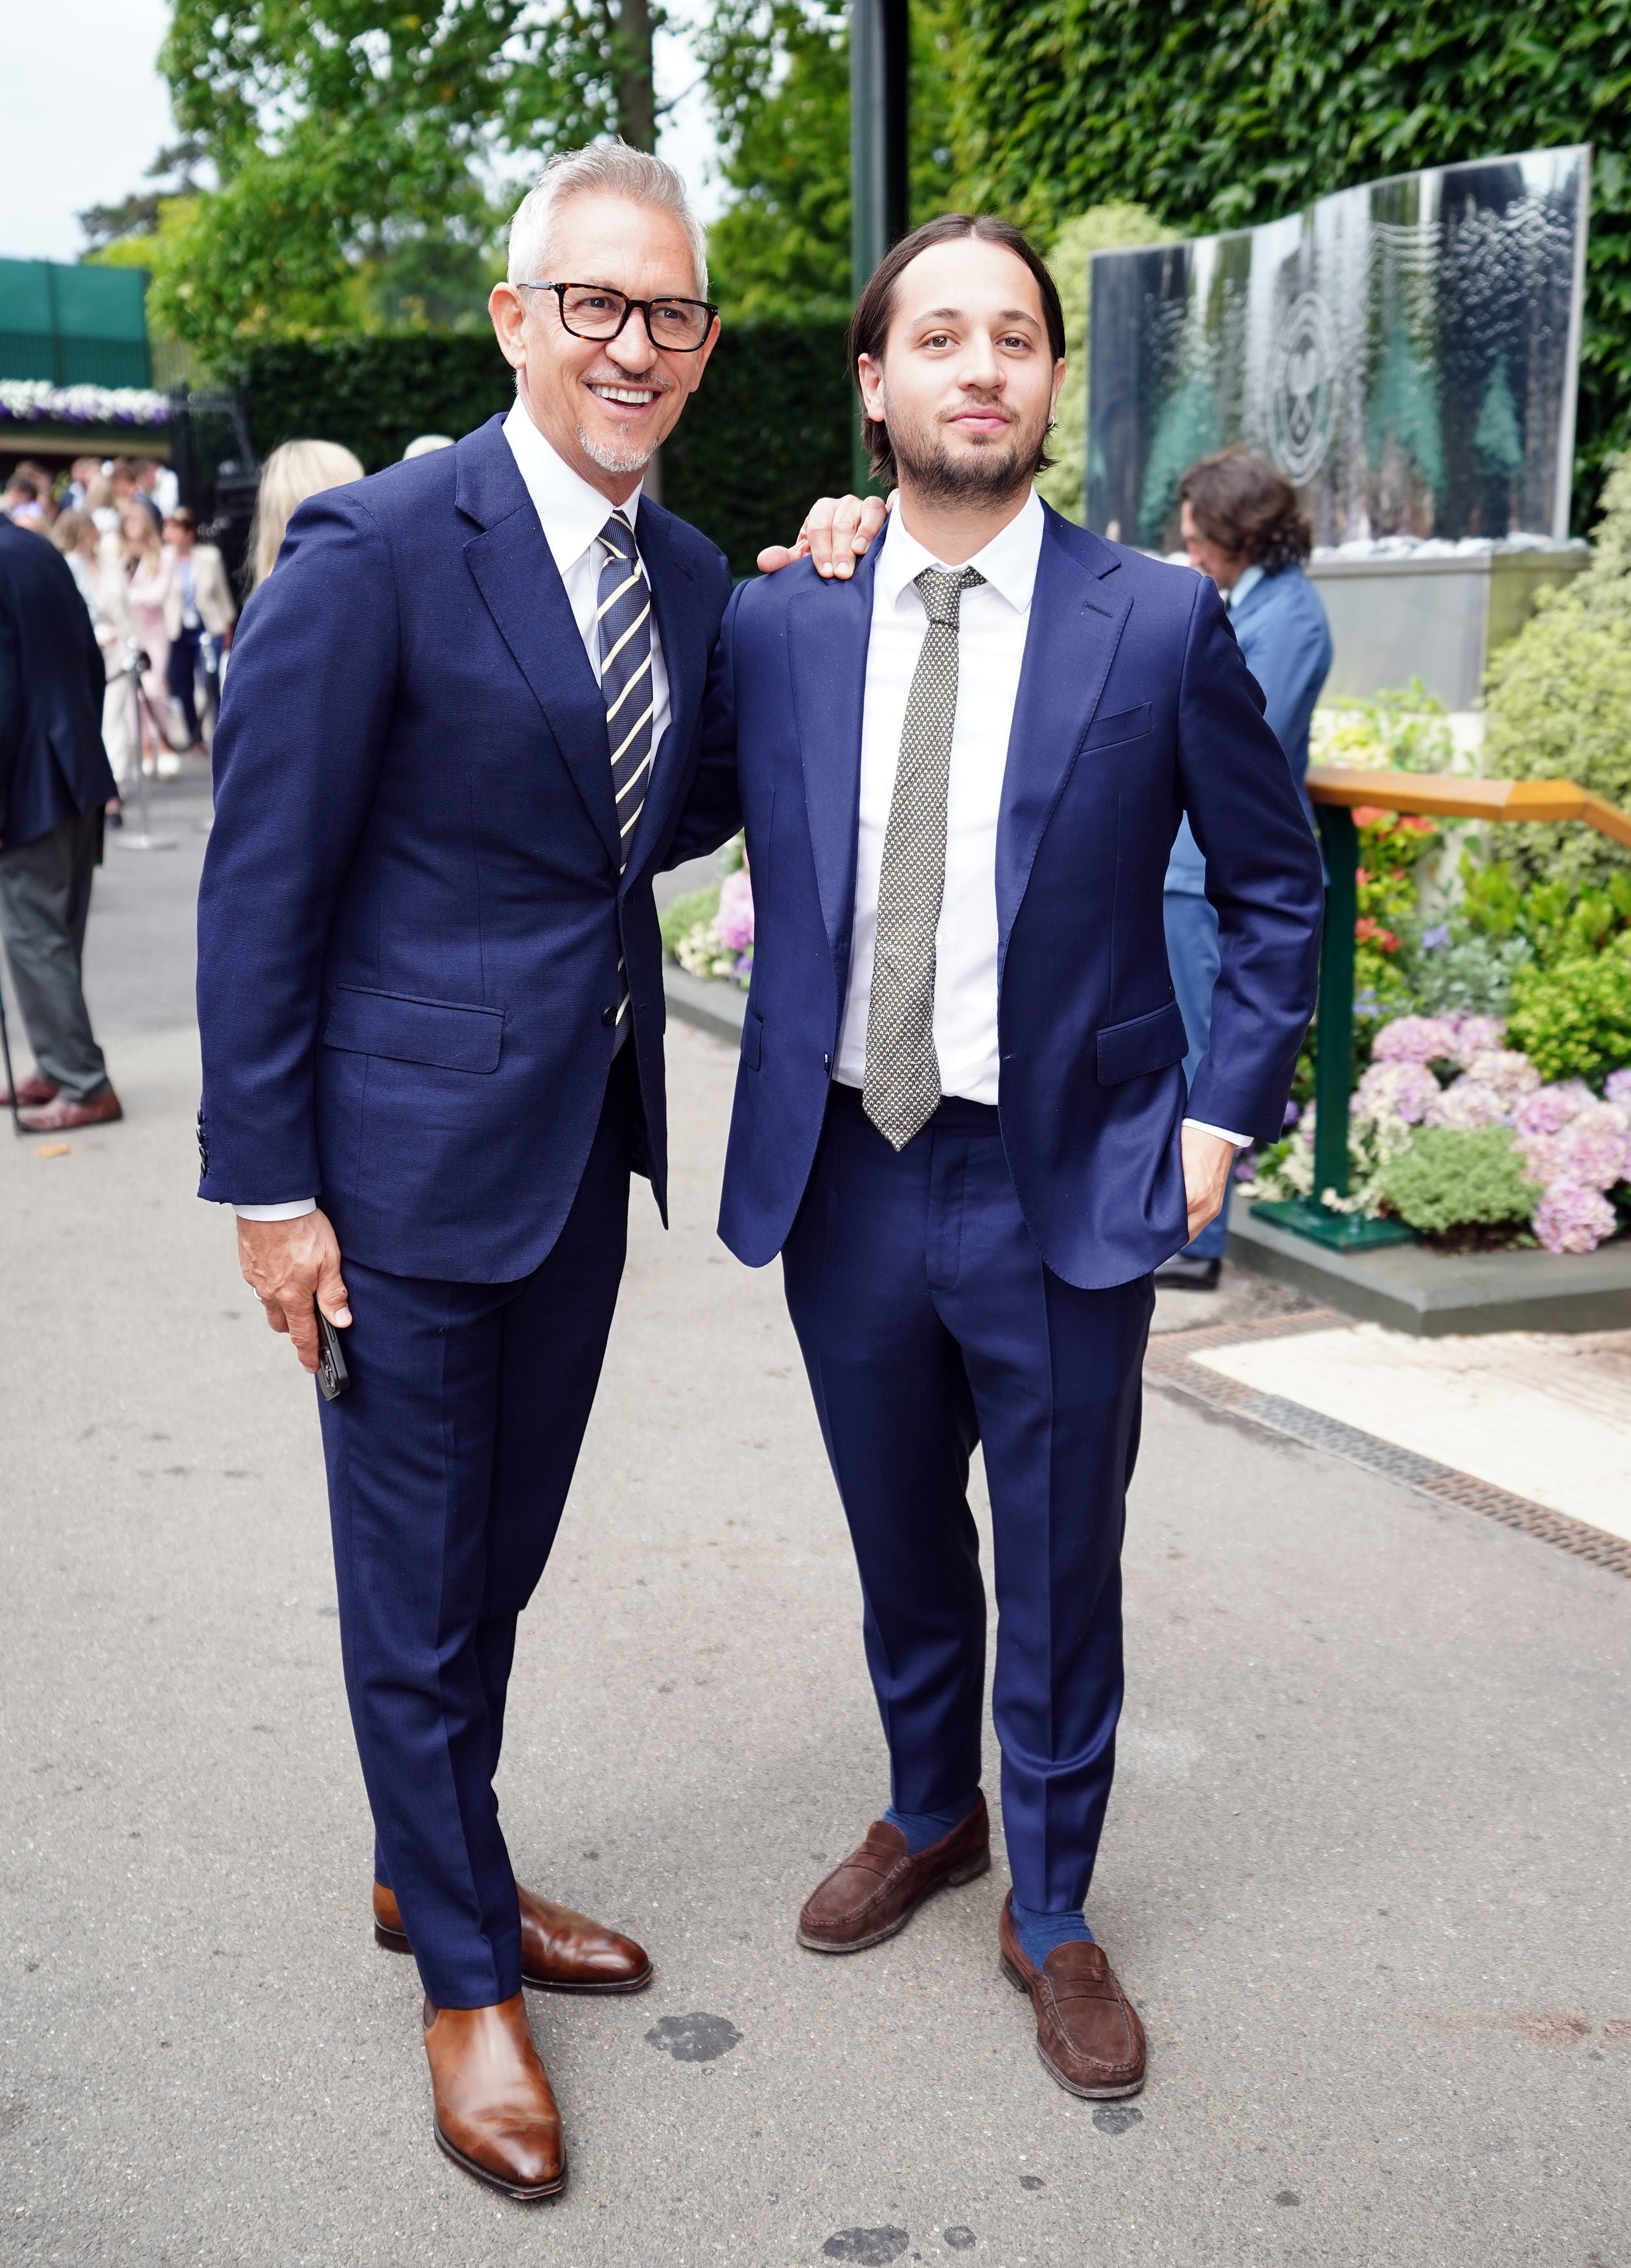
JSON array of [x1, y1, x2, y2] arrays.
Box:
[[318, 1054, 633, 2008], [0, 807, 110, 1103], [781, 1085, 1154, 1915]]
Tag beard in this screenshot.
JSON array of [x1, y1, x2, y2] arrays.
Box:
[[575, 365, 677, 476], [885, 397, 1047, 506]]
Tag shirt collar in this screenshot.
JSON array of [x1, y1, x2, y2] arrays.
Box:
[[875, 485, 1044, 616], [502, 397, 643, 580], [1227, 562, 1266, 611]]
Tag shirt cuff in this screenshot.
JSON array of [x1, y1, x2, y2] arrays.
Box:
[[233, 1199, 318, 1221], [1183, 1117, 1252, 1149]]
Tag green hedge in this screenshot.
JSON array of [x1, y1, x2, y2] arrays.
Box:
[[241, 321, 855, 577], [954, 0, 1631, 526]]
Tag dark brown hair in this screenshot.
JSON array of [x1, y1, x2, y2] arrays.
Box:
[[1177, 447, 1312, 571], [846, 214, 1067, 489]]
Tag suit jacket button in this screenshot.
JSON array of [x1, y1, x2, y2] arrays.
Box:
[[823, 1053, 832, 1074], [601, 1004, 618, 1026]]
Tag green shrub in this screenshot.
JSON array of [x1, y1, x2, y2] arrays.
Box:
[[1507, 938, 1631, 1086], [659, 886, 721, 960], [1482, 457, 1631, 890], [1375, 1127, 1540, 1234]]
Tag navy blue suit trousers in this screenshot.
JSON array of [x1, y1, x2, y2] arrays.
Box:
[[782, 1085, 1154, 1914], [317, 1055, 636, 2008]]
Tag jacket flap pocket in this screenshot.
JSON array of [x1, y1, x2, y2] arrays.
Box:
[[1083, 701, 1152, 750], [1096, 999, 1189, 1086], [323, 986, 503, 1073]]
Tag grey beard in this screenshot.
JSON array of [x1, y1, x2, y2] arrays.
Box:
[[890, 417, 1042, 507], [577, 424, 656, 475]]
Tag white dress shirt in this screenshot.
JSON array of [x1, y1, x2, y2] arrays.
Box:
[[835, 489, 1249, 1146], [236, 402, 665, 1221]]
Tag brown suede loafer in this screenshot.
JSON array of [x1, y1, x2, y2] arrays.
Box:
[[422, 1992, 564, 2201], [997, 1890, 1146, 2099], [0, 1074, 58, 1107], [798, 1795, 990, 1952], [375, 1880, 652, 1994]]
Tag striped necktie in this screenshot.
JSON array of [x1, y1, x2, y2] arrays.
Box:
[[596, 508, 654, 1036]]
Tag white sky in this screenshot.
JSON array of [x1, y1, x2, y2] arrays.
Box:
[[0, 0, 724, 269]]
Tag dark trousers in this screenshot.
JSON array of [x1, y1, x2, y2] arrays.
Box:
[[1163, 887, 1234, 1261], [781, 1085, 1154, 1915], [317, 1057, 635, 2007], [0, 807, 110, 1104], [166, 626, 207, 744]]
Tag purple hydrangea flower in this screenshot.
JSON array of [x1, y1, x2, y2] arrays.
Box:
[[1424, 1078, 1505, 1130], [1553, 1102, 1631, 1191], [1356, 1059, 1440, 1124], [1605, 1068, 1631, 1108], [1461, 1048, 1538, 1107], [1451, 1015, 1507, 1065], [1533, 1179, 1618, 1255], [1372, 1015, 1460, 1065], [715, 868, 755, 953], [1512, 1081, 1594, 1139]]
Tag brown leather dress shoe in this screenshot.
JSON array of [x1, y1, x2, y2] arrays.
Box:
[[422, 1992, 564, 2200], [997, 1890, 1146, 2099], [373, 1880, 652, 1993], [798, 1795, 990, 1952], [0, 1074, 58, 1107], [17, 1087, 122, 1132]]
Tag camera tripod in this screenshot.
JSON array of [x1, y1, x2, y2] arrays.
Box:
[[113, 642, 179, 852]]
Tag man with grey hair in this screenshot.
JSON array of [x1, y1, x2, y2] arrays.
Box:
[[198, 140, 881, 2199]]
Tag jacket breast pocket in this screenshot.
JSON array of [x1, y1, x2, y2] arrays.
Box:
[[323, 985, 504, 1074], [1096, 999, 1188, 1086], [1083, 701, 1153, 753]]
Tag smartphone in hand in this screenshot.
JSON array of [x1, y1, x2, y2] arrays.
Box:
[[316, 1304, 351, 1401]]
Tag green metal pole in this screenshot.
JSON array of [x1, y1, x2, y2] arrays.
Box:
[[850, 0, 910, 491], [1312, 803, 1357, 1208]]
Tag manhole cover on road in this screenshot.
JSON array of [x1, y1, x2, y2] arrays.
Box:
[[643, 2012, 742, 2063], [822, 2232, 910, 2265]]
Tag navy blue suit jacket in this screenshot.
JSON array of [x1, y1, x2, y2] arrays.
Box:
[[0, 518, 115, 851], [196, 414, 732, 1282], [693, 505, 1324, 1289]]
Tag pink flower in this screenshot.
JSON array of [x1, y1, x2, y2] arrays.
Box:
[[715, 868, 755, 953], [1356, 1059, 1440, 1124], [1512, 1081, 1595, 1139], [1424, 1079, 1505, 1129], [1606, 1069, 1631, 1108], [1513, 1129, 1563, 1183], [1551, 1102, 1631, 1191], [1461, 1048, 1540, 1107], [1450, 1015, 1507, 1065], [1533, 1179, 1619, 1255], [1372, 1015, 1460, 1065]]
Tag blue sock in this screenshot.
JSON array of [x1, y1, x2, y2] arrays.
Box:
[[1011, 1899, 1094, 1967], [883, 1796, 980, 1853]]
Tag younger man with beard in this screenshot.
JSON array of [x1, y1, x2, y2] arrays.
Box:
[[691, 217, 1323, 2095]]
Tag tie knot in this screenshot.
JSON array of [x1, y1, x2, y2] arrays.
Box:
[[598, 510, 637, 564], [914, 564, 984, 627]]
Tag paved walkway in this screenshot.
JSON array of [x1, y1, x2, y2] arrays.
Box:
[[3, 806, 1629, 2266]]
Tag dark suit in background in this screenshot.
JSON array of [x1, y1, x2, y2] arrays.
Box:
[[0, 518, 118, 1108]]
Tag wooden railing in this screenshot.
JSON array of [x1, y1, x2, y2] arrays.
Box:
[[1264, 768, 1631, 1251]]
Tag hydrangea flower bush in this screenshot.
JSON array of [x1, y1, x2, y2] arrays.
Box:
[[658, 835, 754, 989], [1244, 1012, 1630, 1252]]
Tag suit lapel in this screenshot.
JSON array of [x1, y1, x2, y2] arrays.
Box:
[[787, 548, 878, 964], [620, 504, 697, 886], [457, 421, 619, 864], [995, 511, 1131, 955]]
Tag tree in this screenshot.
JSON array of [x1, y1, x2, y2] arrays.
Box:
[[133, 1, 669, 370]]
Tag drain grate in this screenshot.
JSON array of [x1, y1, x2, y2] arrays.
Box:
[[1144, 1313, 1631, 1581]]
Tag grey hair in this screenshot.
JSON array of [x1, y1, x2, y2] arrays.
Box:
[[506, 143, 708, 298]]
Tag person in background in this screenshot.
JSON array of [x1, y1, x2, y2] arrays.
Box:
[[52, 509, 137, 798], [110, 459, 159, 531], [1161, 446, 1332, 1290], [136, 456, 180, 519], [58, 457, 101, 513], [162, 507, 236, 752], [0, 506, 122, 1129], [86, 473, 120, 535], [245, 439, 366, 590], [3, 468, 53, 531], [402, 433, 455, 459], [119, 503, 176, 778]]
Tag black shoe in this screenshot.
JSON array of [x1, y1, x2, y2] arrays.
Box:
[[1155, 1254, 1221, 1290]]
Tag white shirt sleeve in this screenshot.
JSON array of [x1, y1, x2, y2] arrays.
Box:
[[233, 1199, 319, 1221], [1182, 1117, 1253, 1149]]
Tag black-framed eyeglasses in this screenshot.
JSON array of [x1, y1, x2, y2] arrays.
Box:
[[516, 281, 717, 353]]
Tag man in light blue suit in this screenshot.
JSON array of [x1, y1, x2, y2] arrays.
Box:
[[1161, 448, 1333, 1288], [682, 218, 1323, 2100]]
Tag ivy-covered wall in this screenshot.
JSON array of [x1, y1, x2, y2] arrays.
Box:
[[953, 0, 1631, 526], [242, 322, 854, 577]]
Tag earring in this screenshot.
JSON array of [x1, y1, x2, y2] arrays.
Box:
[[1045, 419, 1056, 432]]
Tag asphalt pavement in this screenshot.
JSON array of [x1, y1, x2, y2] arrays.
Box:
[[2, 788, 1628, 2267]]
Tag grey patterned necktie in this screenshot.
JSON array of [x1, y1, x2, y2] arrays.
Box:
[[863, 564, 986, 1150], [596, 509, 653, 1034]]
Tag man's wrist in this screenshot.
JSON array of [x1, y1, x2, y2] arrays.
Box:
[[1183, 1116, 1250, 1150], [235, 1198, 318, 1221]]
